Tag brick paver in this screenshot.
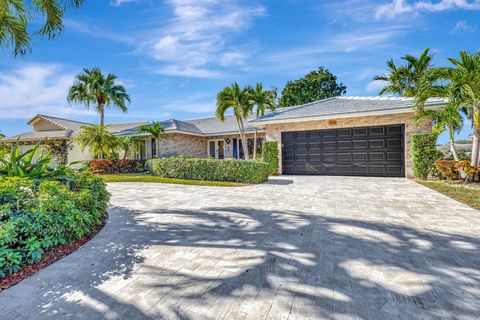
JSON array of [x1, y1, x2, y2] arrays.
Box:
[[1, 176, 480, 319]]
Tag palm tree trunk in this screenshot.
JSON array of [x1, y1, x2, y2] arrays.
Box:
[[156, 136, 161, 158], [99, 103, 105, 126], [235, 118, 249, 160], [253, 129, 258, 160], [448, 126, 459, 161], [471, 107, 480, 166]]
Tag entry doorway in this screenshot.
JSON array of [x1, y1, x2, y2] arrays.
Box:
[[208, 140, 225, 159]]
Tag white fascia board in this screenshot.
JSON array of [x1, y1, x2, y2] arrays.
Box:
[[249, 105, 445, 127]]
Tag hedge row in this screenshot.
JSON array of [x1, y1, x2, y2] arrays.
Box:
[[262, 141, 279, 175], [0, 174, 109, 277], [411, 133, 442, 179], [148, 157, 270, 184], [89, 159, 145, 174]]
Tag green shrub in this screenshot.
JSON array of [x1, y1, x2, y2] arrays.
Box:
[[262, 141, 279, 175], [411, 133, 442, 179], [148, 158, 269, 184], [0, 174, 109, 278]]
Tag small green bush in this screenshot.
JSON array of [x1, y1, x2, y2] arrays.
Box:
[[262, 141, 279, 175], [411, 133, 442, 179], [0, 174, 109, 278], [148, 158, 269, 184]]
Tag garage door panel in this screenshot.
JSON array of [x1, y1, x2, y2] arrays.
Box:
[[282, 124, 404, 177]]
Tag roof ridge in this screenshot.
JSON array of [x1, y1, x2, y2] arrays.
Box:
[[38, 114, 92, 125]]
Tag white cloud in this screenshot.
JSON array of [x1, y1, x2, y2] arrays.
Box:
[[0, 64, 94, 120], [451, 20, 477, 33], [376, 0, 480, 19], [110, 0, 138, 7], [141, 0, 265, 78], [365, 80, 387, 93]]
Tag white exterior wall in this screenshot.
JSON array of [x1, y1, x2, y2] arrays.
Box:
[[68, 141, 94, 163]]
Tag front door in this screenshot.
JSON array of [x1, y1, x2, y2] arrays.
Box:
[[208, 140, 225, 159]]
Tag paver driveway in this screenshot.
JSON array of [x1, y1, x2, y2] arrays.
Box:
[[1, 176, 480, 320]]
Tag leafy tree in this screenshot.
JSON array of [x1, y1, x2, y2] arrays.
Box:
[[0, 132, 5, 139], [136, 121, 165, 158], [76, 124, 116, 159], [216, 82, 253, 160], [67, 68, 130, 126], [1, 0, 85, 56], [375, 48, 443, 97], [278, 67, 346, 107], [416, 103, 463, 161], [250, 83, 276, 159]]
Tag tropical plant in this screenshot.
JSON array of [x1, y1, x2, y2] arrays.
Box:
[[0, 142, 79, 183], [136, 121, 165, 158], [414, 50, 480, 166], [250, 83, 276, 159], [416, 103, 463, 161], [278, 67, 346, 107], [76, 124, 116, 159], [115, 136, 138, 159], [444, 51, 480, 166], [375, 48, 439, 97], [216, 82, 254, 160], [67, 68, 130, 126], [0, 0, 85, 56]]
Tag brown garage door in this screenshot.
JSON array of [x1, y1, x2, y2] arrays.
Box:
[[282, 125, 405, 177]]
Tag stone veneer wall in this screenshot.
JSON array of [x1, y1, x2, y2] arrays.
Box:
[[159, 134, 208, 158], [263, 113, 432, 178]]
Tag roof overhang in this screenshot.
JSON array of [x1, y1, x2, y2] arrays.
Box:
[[249, 104, 445, 127]]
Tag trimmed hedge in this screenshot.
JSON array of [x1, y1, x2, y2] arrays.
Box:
[[89, 159, 145, 174], [148, 157, 270, 184], [411, 133, 442, 179], [0, 174, 109, 277], [262, 141, 279, 175]]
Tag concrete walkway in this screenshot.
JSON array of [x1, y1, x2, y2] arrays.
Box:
[[1, 176, 480, 319]]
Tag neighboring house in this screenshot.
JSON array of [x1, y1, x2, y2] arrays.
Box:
[[438, 143, 472, 154], [2, 96, 446, 177]]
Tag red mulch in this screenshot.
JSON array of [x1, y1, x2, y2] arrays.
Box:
[[0, 221, 106, 292]]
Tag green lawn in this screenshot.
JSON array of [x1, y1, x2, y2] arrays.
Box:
[[416, 179, 480, 210], [98, 174, 248, 187]]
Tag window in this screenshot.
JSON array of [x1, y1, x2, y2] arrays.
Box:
[[233, 137, 264, 159]]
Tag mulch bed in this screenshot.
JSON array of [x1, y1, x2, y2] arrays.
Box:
[[0, 221, 106, 292]]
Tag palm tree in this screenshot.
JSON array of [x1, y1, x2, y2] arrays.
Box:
[[67, 68, 130, 126], [250, 83, 276, 159], [375, 48, 438, 97], [444, 51, 480, 166], [76, 124, 116, 159], [136, 121, 165, 158], [216, 82, 253, 160], [0, 0, 85, 56], [416, 103, 463, 161], [116, 136, 137, 159]]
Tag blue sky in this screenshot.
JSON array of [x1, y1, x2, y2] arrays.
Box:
[[1, 0, 479, 143]]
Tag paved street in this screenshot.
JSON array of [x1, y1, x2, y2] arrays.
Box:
[[1, 176, 480, 319]]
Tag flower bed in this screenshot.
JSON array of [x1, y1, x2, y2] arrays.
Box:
[[89, 159, 145, 174], [436, 160, 480, 181]]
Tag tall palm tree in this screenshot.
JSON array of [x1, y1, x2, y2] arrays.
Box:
[[76, 124, 116, 159], [375, 48, 438, 97], [0, 0, 85, 56], [216, 82, 253, 160], [445, 51, 480, 166], [67, 68, 130, 126], [136, 121, 165, 158], [250, 83, 276, 159], [416, 103, 463, 161]]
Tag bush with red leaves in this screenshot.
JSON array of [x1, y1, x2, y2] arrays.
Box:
[[89, 159, 146, 174]]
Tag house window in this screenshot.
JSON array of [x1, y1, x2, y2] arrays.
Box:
[[151, 138, 157, 157], [208, 139, 225, 159]]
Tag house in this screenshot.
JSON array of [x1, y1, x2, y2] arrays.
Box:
[[2, 96, 446, 177]]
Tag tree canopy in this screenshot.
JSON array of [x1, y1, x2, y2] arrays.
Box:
[[0, 0, 85, 56], [278, 67, 346, 107]]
